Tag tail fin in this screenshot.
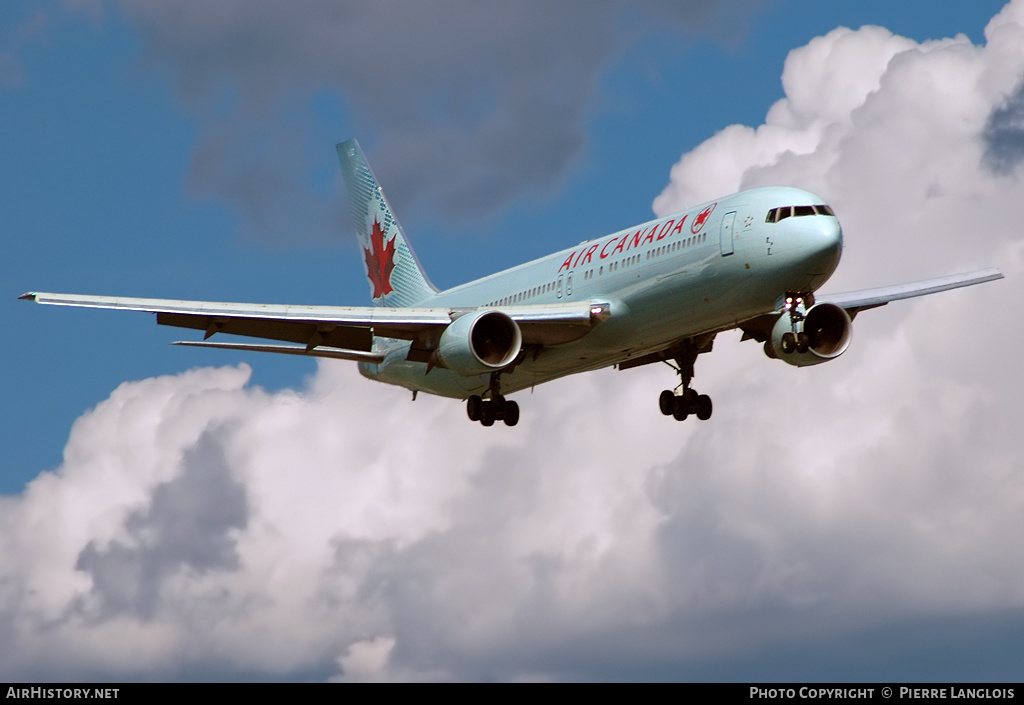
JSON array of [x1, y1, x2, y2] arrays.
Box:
[[337, 139, 438, 307]]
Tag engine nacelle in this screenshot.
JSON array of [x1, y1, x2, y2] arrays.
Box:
[[766, 302, 852, 367], [436, 310, 522, 376]]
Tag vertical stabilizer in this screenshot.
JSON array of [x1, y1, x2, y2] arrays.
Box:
[[337, 139, 438, 307]]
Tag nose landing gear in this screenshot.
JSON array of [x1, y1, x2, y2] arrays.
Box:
[[778, 292, 813, 354]]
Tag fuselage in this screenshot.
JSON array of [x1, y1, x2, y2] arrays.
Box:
[[359, 186, 843, 398]]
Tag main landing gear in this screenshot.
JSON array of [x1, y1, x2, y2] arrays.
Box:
[[658, 338, 713, 422], [466, 372, 519, 427]]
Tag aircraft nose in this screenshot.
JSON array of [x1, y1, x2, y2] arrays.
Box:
[[806, 216, 843, 275]]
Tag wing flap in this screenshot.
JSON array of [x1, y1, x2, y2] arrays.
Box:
[[173, 340, 385, 362], [157, 312, 374, 351]]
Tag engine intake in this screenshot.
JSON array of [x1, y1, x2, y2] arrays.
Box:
[[436, 310, 522, 376], [766, 302, 852, 367]]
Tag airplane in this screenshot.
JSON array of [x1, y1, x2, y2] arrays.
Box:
[[21, 139, 1003, 427]]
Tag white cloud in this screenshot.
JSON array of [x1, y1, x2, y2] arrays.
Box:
[[6, 1, 1024, 682]]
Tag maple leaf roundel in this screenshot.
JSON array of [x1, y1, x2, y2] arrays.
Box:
[[364, 219, 397, 299], [691, 203, 716, 234]]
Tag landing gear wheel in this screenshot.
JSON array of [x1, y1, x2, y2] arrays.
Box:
[[503, 401, 520, 427], [695, 394, 712, 421], [479, 403, 495, 427], [466, 395, 482, 421], [672, 396, 689, 421], [659, 337, 717, 422], [781, 332, 797, 354], [659, 390, 676, 416], [796, 332, 810, 353]]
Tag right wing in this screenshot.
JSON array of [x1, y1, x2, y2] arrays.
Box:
[[19, 291, 610, 361]]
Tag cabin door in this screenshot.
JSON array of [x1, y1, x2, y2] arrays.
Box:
[[720, 211, 736, 256]]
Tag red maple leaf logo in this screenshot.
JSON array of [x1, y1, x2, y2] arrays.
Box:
[[692, 203, 716, 234], [363, 218, 396, 299]]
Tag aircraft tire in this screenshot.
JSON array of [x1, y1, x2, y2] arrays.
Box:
[[480, 404, 495, 426], [659, 390, 676, 415], [672, 396, 689, 421], [796, 332, 810, 354], [467, 395, 482, 421], [503, 401, 520, 427], [781, 332, 797, 354], [696, 394, 712, 420]]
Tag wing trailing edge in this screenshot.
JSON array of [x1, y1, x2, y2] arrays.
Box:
[[172, 341, 386, 362]]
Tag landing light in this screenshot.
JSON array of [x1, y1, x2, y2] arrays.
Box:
[[589, 304, 611, 322]]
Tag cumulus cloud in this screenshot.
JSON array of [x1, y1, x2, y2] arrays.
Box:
[[6, 0, 1024, 682], [115, 0, 759, 240]]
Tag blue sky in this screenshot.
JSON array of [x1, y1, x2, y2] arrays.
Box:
[[2, 0, 1022, 682]]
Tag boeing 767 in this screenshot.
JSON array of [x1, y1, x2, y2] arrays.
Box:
[[21, 140, 1003, 426]]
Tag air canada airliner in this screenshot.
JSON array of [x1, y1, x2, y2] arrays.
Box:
[[22, 140, 1003, 427]]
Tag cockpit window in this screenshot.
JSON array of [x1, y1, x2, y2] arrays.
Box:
[[766, 204, 835, 223]]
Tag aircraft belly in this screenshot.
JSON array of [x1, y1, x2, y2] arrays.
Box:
[[359, 342, 490, 399]]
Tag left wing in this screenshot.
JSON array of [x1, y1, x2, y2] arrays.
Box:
[[817, 268, 1004, 317], [19, 291, 610, 360], [737, 268, 1003, 342]]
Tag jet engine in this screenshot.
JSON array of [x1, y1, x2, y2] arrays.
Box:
[[435, 310, 522, 376], [764, 302, 852, 367]]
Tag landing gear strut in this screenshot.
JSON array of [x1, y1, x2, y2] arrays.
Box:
[[466, 372, 519, 427], [658, 338, 713, 422], [779, 292, 813, 354]]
